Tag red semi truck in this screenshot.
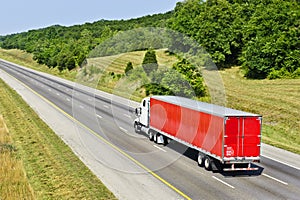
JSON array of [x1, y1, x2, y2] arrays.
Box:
[[134, 96, 262, 171]]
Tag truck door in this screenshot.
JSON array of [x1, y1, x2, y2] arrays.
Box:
[[224, 117, 261, 158], [140, 98, 150, 127]]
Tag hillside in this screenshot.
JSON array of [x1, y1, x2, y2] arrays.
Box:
[[0, 12, 173, 71], [221, 67, 300, 153], [77, 49, 180, 101]]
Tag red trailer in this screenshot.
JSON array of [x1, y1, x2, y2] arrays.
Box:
[[134, 96, 262, 171]]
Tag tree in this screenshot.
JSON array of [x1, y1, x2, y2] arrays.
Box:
[[172, 59, 206, 97], [169, 0, 243, 68], [142, 49, 158, 76], [240, 0, 300, 79], [125, 61, 133, 75]]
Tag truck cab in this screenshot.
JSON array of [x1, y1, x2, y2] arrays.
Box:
[[134, 97, 150, 132]]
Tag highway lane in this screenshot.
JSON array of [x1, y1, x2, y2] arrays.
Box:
[[0, 59, 299, 199]]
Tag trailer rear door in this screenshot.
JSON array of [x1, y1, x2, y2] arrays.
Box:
[[224, 117, 261, 158]]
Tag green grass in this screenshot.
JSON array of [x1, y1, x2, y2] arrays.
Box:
[[220, 67, 300, 154], [79, 49, 179, 101], [0, 79, 116, 199], [0, 49, 77, 81], [0, 115, 35, 199]]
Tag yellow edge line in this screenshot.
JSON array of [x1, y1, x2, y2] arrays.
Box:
[[2, 68, 192, 200]]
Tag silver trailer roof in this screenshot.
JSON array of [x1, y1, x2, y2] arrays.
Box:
[[151, 96, 261, 117]]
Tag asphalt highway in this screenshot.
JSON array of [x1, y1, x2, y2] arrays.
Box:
[[0, 59, 299, 200]]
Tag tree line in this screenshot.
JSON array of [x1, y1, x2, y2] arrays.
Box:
[[0, 13, 172, 71], [169, 0, 300, 79], [0, 0, 299, 79]]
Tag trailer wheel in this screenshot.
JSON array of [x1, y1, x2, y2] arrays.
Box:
[[197, 153, 204, 167], [154, 133, 159, 143], [148, 130, 154, 141], [204, 156, 212, 171], [163, 136, 170, 146]]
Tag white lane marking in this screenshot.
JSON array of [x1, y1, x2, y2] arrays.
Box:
[[153, 145, 167, 152], [88, 98, 93, 101], [66, 98, 71, 102], [123, 114, 132, 118], [56, 93, 60, 96], [96, 114, 103, 119], [48, 88, 52, 92], [79, 105, 84, 109], [262, 155, 300, 171], [212, 176, 235, 189], [103, 105, 109, 109], [262, 173, 288, 185], [119, 127, 128, 133]]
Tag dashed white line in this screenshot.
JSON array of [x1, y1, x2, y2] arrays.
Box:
[[212, 176, 235, 189], [66, 98, 71, 102], [48, 88, 52, 92], [96, 114, 103, 119], [153, 145, 167, 152], [56, 93, 60, 96], [123, 114, 132, 118], [262, 155, 300, 171], [79, 105, 84, 109], [262, 173, 288, 185], [103, 105, 109, 109], [119, 127, 128, 133]]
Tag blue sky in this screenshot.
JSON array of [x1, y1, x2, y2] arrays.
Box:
[[0, 0, 182, 36]]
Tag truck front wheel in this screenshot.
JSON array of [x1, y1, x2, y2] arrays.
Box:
[[134, 122, 140, 133]]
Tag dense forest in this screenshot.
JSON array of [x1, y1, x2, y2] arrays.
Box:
[[0, 13, 172, 71], [0, 0, 299, 79]]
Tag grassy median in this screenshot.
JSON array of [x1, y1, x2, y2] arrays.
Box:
[[0, 79, 115, 199]]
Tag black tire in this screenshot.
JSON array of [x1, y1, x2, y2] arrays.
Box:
[[154, 133, 159, 143], [134, 123, 140, 133], [204, 156, 212, 171], [197, 153, 204, 167], [163, 136, 170, 146], [149, 130, 154, 141]]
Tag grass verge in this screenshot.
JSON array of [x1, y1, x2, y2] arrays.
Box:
[[0, 79, 116, 199], [221, 67, 300, 154], [0, 49, 77, 81], [0, 115, 34, 199]]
